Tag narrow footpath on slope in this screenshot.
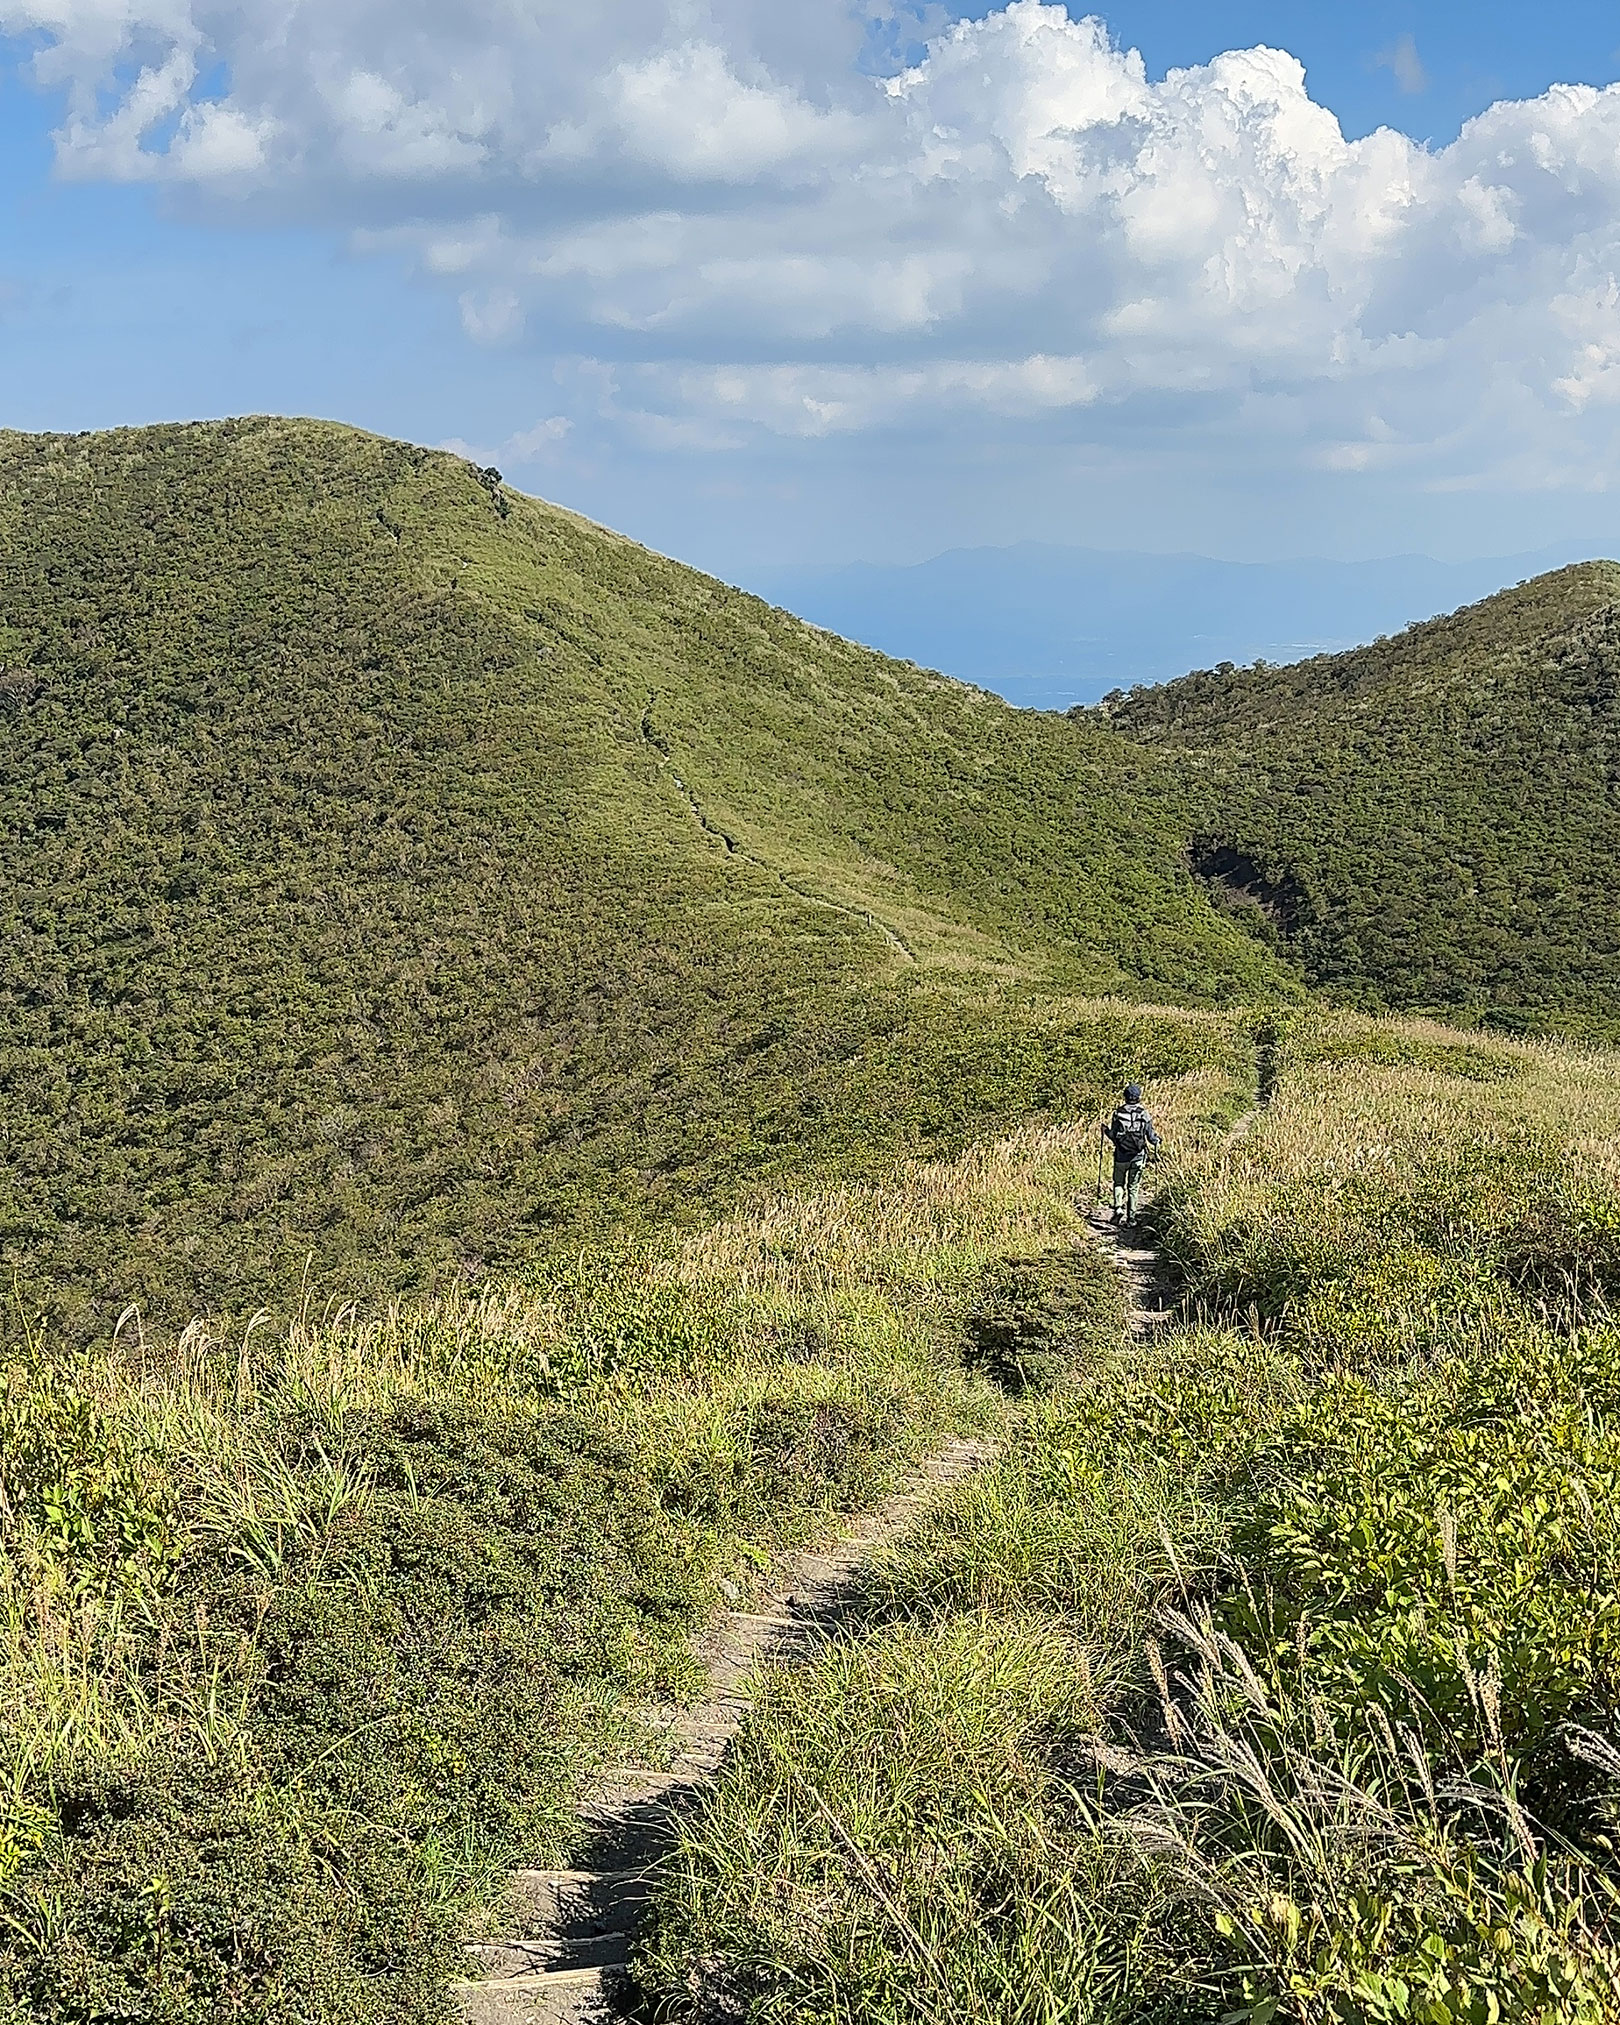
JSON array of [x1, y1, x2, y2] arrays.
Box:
[[455, 1439, 993, 2024], [638, 692, 918, 968], [1084, 1208, 1180, 1342], [1085, 1052, 1274, 1337], [459, 1058, 1277, 2022]]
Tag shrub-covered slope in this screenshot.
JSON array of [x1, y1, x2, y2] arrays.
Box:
[[1097, 563, 1620, 1019], [0, 418, 1287, 1328]]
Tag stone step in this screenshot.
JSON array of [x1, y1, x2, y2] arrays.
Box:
[[455, 1964, 616, 2025], [503, 1868, 650, 1930], [788, 1554, 856, 1581], [728, 1611, 816, 1635], [675, 1709, 745, 1736], [465, 1929, 633, 1978]]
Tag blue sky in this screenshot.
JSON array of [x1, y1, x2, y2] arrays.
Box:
[[4, 1, 1620, 577]]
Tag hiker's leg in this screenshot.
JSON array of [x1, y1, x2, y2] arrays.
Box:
[[1111, 1157, 1127, 1220], [1126, 1157, 1145, 1223]]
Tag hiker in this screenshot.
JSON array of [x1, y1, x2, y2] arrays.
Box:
[[1103, 1083, 1160, 1227]]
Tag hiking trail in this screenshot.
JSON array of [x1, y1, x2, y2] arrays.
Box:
[[639, 692, 917, 968], [1085, 1040, 1276, 1336], [460, 1055, 1276, 2018], [1085, 1205, 1179, 1343], [455, 1437, 992, 2023]]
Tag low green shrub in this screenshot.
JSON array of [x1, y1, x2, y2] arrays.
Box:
[[964, 1244, 1124, 1395], [0, 1353, 175, 1594], [1221, 1326, 1620, 1809], [1, 1754, 457, 2025]]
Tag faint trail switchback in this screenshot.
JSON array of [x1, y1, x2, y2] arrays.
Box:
[[639, 692, 917, 967]]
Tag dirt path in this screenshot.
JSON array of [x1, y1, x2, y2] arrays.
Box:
[[1084, 1095, 1266, 1338], [454, 1437, 993, 2023], [459, 1091, 1268, 2019], [1084, 1208, 1179, 1341], [639, 692, 917, 967]]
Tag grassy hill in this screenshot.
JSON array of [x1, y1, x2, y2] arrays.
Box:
[[4, 418, 1620, 2023], [8, 417, 1618, 1329], [0, 416, 1289, 1331], [1096, 563, 1620, 1022]]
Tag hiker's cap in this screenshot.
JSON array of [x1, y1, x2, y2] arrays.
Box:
[[1124, 1083, 1142, 1103]]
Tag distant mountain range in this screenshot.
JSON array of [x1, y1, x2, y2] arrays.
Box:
[[746, 543, 1604, 708]]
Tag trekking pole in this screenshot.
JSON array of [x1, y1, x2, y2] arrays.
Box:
[[1096, 1112, 1107, 1210]]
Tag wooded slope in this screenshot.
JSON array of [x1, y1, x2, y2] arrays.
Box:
[[1098, 563, 1620, 1020]]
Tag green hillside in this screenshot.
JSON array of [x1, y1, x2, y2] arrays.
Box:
[[0, 417, 1287, 1331], [1097, 563, 1620, 1020], [4, 417, 1620, 2025]]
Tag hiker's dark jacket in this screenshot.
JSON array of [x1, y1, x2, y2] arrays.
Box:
[[1106, 1103, 1160, 1161]]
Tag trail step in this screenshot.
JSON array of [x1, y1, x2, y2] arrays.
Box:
[[452, 1963, 614, 2024], [456, 1435, 994, 2023], [466, 1932, 635, 1976], [504, 1869, 650, 1926]]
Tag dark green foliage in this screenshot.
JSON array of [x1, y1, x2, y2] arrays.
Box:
[[9, 1758, 453, 2025], [1099, 564, 1620, 1018], [0, 1348, 944, 2024], [0, 417, 1287, 1333], [0, 1357, 175, 1590], [963, 1244, 1124, 1395]]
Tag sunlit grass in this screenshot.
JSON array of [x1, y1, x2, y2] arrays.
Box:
[[0, 1011, 1245, 2021], [640, 1015, 1620, 2023]]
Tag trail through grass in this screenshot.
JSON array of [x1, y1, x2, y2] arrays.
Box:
[[0, 1001, 1242, 2022], [638, 1013, 1620, 2024]]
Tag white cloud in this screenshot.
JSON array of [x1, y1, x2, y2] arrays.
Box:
[[547, 40, 859, 181], [440, 414, 573, 465], [1375, 33, 1427, 98], [8, 0, 1620, 491], [459, 286, 525, 345], [646, 353, 1101, 437]]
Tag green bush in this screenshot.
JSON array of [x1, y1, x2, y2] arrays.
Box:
[[963, 1244, 1124, 1395], [1221, 1328, 1620, 1794], [0, 1354, 175, 1593]]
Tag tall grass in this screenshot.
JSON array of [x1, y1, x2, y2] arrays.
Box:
[[0, 1003, 1243, 2023], [640, 1016, 1620, 2023]]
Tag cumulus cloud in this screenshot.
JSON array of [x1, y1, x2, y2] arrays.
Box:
[[440, 415, 573, 466], [6, 0, 1620, 490]]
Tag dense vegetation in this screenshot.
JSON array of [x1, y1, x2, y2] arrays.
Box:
[[0, 418, 1288, 1334], [1097, 566, 1620, 1024], [641, 1016, 1620, 2022], [0, 1002, 1245, 2023], [5, 417, 1617, 1329], [5, 415, 1619, 2020]]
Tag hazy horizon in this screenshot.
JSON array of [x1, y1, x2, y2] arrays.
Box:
[[744, 538, 1596, 708]]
